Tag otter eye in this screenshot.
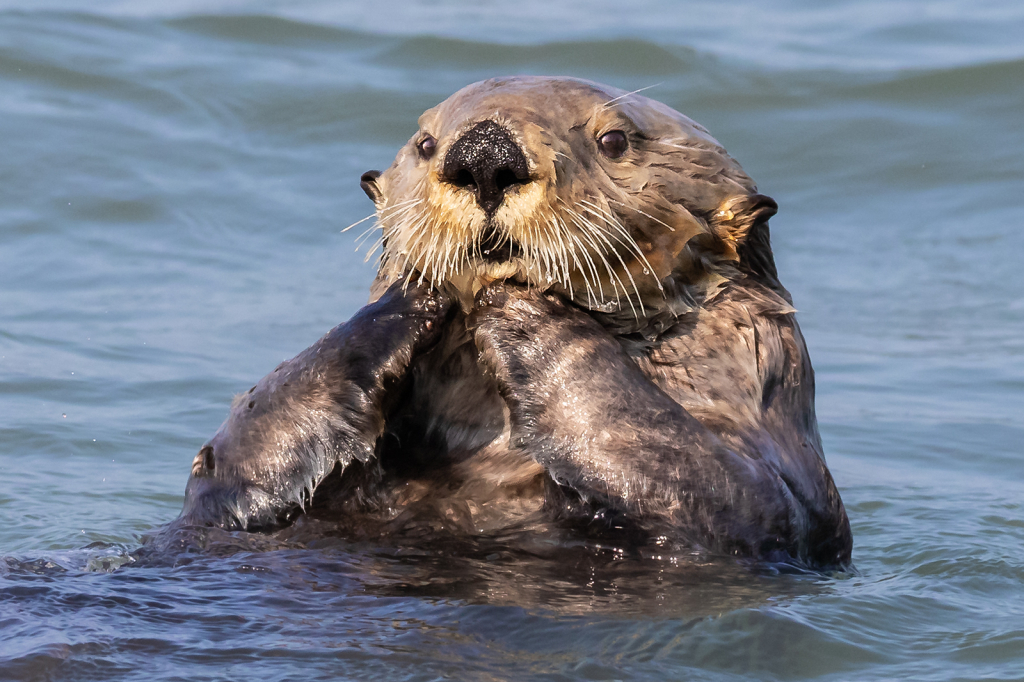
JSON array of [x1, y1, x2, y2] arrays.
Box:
[[597, 130, 628, 159], [417, 134, 437, 160]]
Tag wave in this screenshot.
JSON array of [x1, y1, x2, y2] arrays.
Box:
[[1, 10, 1020, 105]]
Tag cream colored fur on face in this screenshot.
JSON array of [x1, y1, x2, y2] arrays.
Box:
[[362, 76, 772, 320]]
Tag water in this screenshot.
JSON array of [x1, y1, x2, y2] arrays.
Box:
[[1, 1, 1022, 679]]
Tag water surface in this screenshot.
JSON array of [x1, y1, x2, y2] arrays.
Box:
[[1, 1, 1023, 680]]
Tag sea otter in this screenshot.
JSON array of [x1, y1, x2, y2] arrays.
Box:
[[176, 77, 853, 568]]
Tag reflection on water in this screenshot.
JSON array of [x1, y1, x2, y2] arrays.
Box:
[[2, 527, 851, 680], [2, 543, 854, 682], [139, 520, 836, 616]]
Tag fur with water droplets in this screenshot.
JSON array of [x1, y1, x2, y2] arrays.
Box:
[[176, 77, 852, 569]]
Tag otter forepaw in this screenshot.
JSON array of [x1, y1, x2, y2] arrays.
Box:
[[469, 284, 630, 432], [176, 279, 455, 531]]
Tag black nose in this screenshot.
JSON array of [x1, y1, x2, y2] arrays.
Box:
[[441, 120, 530, 214]]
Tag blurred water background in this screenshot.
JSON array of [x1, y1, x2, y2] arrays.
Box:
[[1, 1, 1023, 679]]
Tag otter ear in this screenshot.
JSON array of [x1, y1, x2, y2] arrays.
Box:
[[360, 170, 385, 207], [710, 193, 778, 245], [711, 193, 790, 300]]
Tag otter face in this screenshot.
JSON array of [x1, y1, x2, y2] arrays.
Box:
[[362, 76, 777, 313]]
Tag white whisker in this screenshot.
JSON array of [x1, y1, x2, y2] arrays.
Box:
[[569, 211, 636, 317], [363, 233, 386, 263], [567, 230, 601, 306], [607, 198, 676, 233], [598, 84, 662, 111], [579, 199, 663, 294], [340, 213, 376, 234], [560, 200, 640, 319]]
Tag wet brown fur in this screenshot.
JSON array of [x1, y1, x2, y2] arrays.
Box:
[[177, 77, 852, 568]]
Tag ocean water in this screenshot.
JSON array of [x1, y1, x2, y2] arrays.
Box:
[[1, 1, 1023, 680]]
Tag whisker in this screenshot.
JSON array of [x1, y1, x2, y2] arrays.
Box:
[[579, 199, 663, 294], [558, 199, 617, 300], [340, 213, 376, 234], [419, 217, 445, 285], [397, 212, 433, 282], [360, 202, 425, 264], [598, 84, 662, 111], [383, 197, 422, 210], [346, 197, 420, 235], [584, 216, 645, 314], [551, 214, 575, 295], [442, 227, 463, 281], [353, 221, 382, 249], [564, 203, 642, 318], [559, 220, 591, 303], [607, 198, 676, 232], [567, 230, 601, 306], [559, 215, 604, 303], [362, 233, 387, 263], [559, 200, 639, 317], [536, 216, 555, 282], [568, 211, 636, 317]]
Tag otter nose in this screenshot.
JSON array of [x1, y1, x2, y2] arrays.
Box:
[[441, 120, 530, 214]]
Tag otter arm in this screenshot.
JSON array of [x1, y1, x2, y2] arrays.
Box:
[[177, 282, 452, 530], [471, 285, 839, 565]]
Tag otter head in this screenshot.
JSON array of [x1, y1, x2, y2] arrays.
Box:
[[362, 76, 778, 316]]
